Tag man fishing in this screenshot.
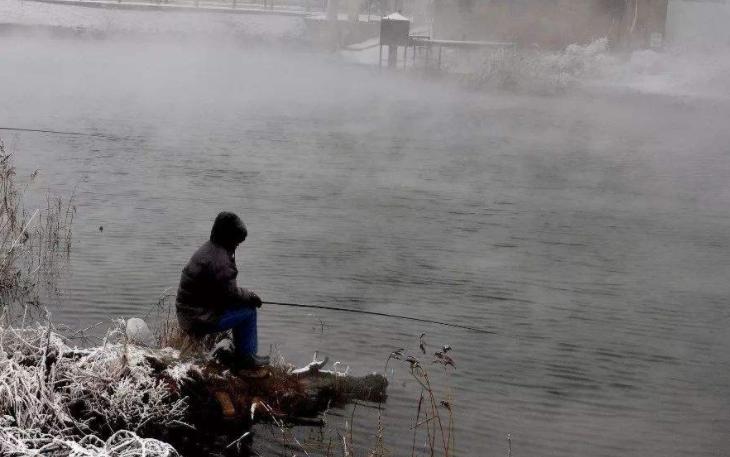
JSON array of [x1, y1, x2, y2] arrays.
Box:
[[176, 211, 270, 369]]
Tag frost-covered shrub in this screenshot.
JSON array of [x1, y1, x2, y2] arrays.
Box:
[[0, 324, 188, 456], [0, 428, 179, 457], [469, 38, 618, 94]]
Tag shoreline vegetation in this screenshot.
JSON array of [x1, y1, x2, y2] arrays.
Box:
[[0, 145, 457, 456], [0, 318, 389, 456]]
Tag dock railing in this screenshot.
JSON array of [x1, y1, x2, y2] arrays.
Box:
[[406, 36, 516, 71]]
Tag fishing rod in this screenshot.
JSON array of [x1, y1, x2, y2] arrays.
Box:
[[262, 300, 495, 335]]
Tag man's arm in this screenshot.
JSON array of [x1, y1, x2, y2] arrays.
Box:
[[214, 262, 261, 309]]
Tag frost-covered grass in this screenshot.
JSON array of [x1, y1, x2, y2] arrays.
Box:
[[0, 428, 178, 457], [0, 323, 188, 456]]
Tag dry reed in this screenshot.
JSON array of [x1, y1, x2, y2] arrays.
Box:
[[0, 139, 74, 317]]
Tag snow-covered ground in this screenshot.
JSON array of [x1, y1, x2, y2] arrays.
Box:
[[492, 39, 730, 100], [592, 47, 730, 100], [0, 0, 304, 39]]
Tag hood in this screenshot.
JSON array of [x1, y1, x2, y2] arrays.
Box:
[[210, 212, 247, 251]]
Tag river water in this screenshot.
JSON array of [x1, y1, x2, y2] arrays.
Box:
[[2, 26, 730, 457]]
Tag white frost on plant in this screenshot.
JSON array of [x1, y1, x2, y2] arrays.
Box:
[[470, 35, 730, 99], [0, 325, 189, 457], [330, 361, 350, 376], [208, 337, 234, 360], [164, 362, 198, 384], [0, 427, 180, 456], [471, 37, 617, 94]]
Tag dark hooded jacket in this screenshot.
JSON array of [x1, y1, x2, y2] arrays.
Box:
[[176, 212, 260, 334]]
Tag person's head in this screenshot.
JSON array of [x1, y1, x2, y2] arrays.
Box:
[[210, 211, 247, 251]]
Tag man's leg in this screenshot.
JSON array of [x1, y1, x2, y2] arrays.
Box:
[[215, 307, 258, 357]]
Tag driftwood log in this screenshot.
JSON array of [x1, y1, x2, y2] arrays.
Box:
[[142, 344, 386, 456]]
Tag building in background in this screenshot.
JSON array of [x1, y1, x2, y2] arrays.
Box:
[[432, 0, 668, 49]]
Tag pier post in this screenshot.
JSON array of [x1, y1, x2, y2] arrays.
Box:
[[327, 0, 339, 22], [326, 0, 340, 50], [388, 45, 397, 67]]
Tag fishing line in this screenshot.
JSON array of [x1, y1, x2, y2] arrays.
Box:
[[262, 300, 495, 335], [0, 126, 88, 136], [0, 126, 116, 139]]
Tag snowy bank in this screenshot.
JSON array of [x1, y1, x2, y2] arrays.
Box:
[[0, 0, 304, 41]]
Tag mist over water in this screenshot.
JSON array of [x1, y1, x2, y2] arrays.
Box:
[[2, 2, 730, 456]]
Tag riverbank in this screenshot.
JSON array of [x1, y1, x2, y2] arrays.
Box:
[[0, 319, 389, 456]]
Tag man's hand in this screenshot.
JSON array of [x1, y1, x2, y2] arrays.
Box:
[[241, 288, 262, 308], [251, 291, 262, 308]]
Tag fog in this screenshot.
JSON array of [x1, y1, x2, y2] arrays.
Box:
[[2, 0, 730, 456]]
